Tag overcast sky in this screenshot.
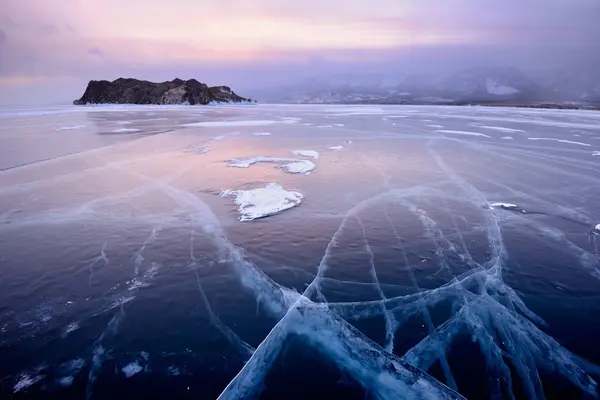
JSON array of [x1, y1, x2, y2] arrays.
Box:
[[1, 0, 599, 104]]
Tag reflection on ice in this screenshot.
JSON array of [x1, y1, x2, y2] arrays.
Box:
[[221, 183, 303, 221]]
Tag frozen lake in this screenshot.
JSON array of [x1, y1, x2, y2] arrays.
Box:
[[1, 104, 600, 399]]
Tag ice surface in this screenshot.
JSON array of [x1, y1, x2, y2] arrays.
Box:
[[501, 136, 514, 140], [3, 104, 600, 399], [528, 137, 591, 146], [427, 124, 444, 129], [112, 127, 140, 133], [122, 361, 143, 378], [478, 125, 525, 133], [328, 145, 343, 151], [221, 183, 303, 221], [291, 150, 319, 159], [436, 130, 491, 138], [252, 132, 271, 136]]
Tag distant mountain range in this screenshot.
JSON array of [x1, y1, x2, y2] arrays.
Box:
[[251, 65, 600, 106], [73, 78, 255, 105]]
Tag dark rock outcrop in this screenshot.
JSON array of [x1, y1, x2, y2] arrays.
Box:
[[73, 78, 255, 105]]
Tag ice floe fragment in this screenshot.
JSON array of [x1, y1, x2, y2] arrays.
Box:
[[328, 146, 343, 151], [291, 150, 319, 159], [221, 183, 303, 221]]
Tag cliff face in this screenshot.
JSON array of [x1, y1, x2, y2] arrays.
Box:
[[73, 78, 255, 105]]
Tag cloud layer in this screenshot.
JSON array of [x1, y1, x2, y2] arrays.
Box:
[[1, 0, 599, 104]]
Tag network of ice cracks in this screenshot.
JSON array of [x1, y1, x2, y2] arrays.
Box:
[[3, 112, 600, 400]]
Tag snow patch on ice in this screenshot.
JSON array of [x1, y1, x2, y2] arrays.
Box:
[[63, 321, 80, 336], [528, 138, 591, 147], [427, 125, 444, 129], [185, 120, 293, 127], [227, 157, 315, 174], [281, 160, 316, 174], [486, 78, 520, 96], [59, 376, 74, 386], [478, 125, 525, 133], [328, 146, 343, 151], [122, 361, 143, 378], [189, 145, 208, 154], [221, 183, 303, 221], [501, 136, 514, 140], [56, 125, 85, 131], [436, 130, 491, 138], [13, 373, 43, 393], [592, 151, 600, 156], [291, 150, 319, 159], [112, 127, 140, 133], [489, 202, 519, 210], [252, 132, 271, 136]]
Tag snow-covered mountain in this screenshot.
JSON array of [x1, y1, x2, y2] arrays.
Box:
[[436, 66, 541, 101], [250, 65, 599, 106], [550, 63, 600, 103]]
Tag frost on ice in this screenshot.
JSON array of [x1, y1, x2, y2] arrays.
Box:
[[221, 183, 303, 221], [291, 150, 319, 159]]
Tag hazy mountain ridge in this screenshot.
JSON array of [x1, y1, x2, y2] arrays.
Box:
[[252, 65, 600, 106]]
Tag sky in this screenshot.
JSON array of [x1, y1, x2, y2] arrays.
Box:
[[0, 0, 599, 104]]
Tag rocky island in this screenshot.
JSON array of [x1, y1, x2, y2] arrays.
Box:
[[73, 78, 255, 105]]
